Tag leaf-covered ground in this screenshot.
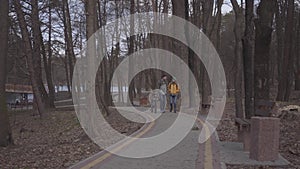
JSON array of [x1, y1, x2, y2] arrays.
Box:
[[0, 109, 143, 169], [217, 101, 300, 169], [0, 101, 299, 169]]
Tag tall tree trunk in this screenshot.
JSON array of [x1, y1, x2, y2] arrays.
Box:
[[172, 0, 186, 19], [0, 0, 13, 146], [14, 0, 46, 116], [191, 0, 202, 105], [98, 0, 113, 107], [31, 0, 50, 108], [275, 0, 285, 100], [186, 0, 196, 107], [202, 0, 214, 35], [276, 0, 295, 101], [85, 0, 109, 116], [295, 12, 300, 90], [216, 0, 223, 50], [62, 0, 76, 89], [283, 0, 295, 101], [201, 0, 214, 108], [128, 0, 135, 105], [231, 0, 244, 118], [172, 0, 189, 107], [243, 0, 255, 118], [254, 0, 276, 101], [43, 2, 55, 108]]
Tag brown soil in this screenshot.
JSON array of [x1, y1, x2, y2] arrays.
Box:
[[0, 109, 143, 169]]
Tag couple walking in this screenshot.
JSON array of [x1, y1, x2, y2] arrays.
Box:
[[158, 75, 180, 113]]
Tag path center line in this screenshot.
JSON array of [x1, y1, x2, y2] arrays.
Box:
[[80, 112, 156, 169], [79, 112, 214, 169], [196, 117, 214, 169]]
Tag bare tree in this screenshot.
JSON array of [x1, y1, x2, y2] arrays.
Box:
[[128, 0, 136, 105], [231, 0, 244, 118], [14, 0, 46, 116], [254, 0, 277, 100], [14, 0, 45, 115], [31, 0, 50, 108], [44, 2, 56, 108], [296, 11, 300, 90], [201, 0, 214, 108], [276, 0, 295, 101], [275, 0, 285, 97], [283, 0, 295, 100], [243, 0, 255, 118], [85, 0, 110, 116], [0, 0, 13, 146], [62, 0, 76, 90]]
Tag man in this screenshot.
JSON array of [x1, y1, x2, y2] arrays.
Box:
[[168, 78, 180, 113], [158, 75, 168, 113]]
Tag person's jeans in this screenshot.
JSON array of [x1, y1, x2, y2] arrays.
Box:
[[160, 94, 166, 113], [170, 94, 177, 113]]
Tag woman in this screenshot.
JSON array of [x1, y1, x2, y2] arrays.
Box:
[[168, 78, 180, 113]]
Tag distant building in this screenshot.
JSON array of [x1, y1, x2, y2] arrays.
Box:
[[5, 84, 34, 109]]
